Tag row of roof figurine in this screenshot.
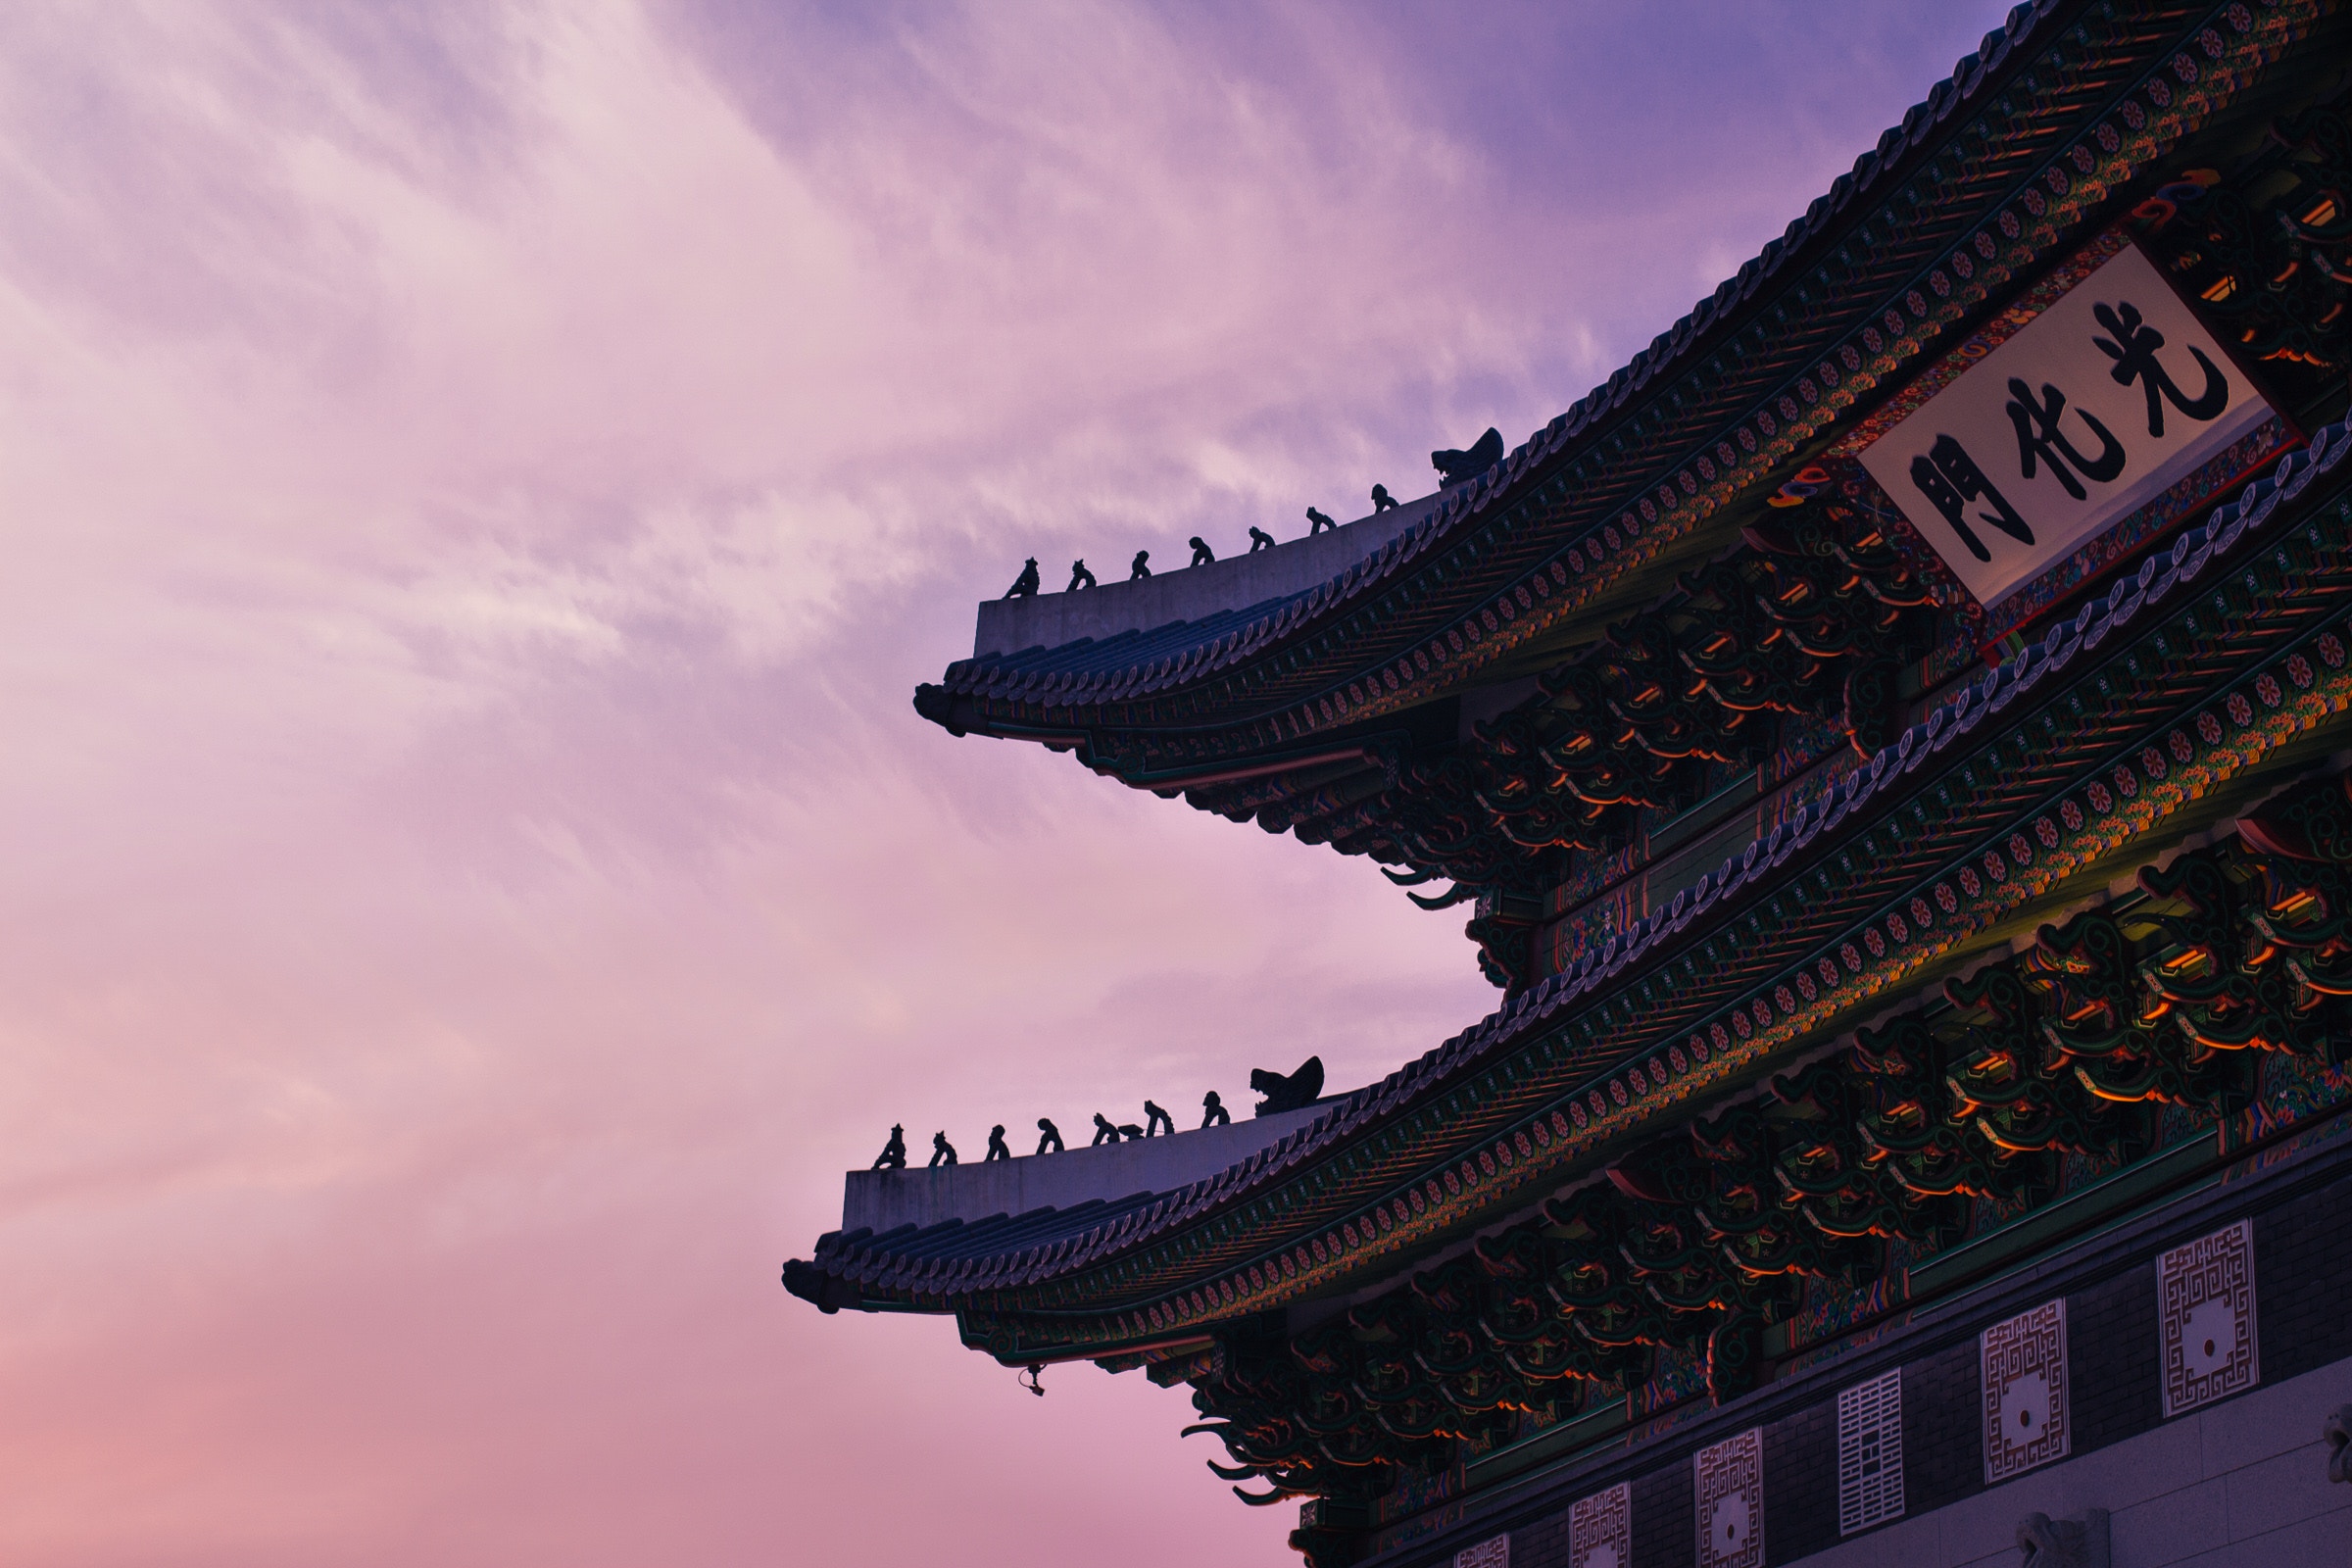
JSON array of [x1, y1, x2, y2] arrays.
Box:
[[869, 1094, 1230, 1169], [995, 424, 1505, 599], [866, 1054, 1326, 1170], [998, 486, 1399, 600]]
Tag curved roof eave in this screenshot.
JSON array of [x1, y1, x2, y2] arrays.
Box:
[[917, 0, 2328, 768]]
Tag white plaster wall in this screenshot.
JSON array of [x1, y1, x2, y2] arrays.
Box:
[[839, 1098, 1333, 1233], [1786, 1356, 2352, 1568], [969, 490, 1438, 657]]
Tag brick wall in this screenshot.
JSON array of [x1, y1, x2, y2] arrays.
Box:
[[1366, 1145, 2352, 1568], [2256, 1164, 2352, 1385], [1631, 1455, 1693, 1568]]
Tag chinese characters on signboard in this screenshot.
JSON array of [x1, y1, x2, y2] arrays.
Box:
[[1860, 244, 2273, 607]]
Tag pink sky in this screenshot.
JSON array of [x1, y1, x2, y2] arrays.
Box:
[[0, 5, 2010, 1563]]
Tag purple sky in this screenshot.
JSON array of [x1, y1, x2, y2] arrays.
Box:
[[0, 5, 2012, 1563]]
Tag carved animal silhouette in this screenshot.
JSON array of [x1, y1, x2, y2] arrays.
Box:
[[1431, 427, 1503, 484], [1250, 1056, 1325, 1115]]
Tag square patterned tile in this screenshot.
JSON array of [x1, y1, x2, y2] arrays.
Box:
[[1453, 1533, 1509, 1568], [1568, 1482, 1630, 1568], [1982, 1298, 2070, 1483], [2159, 1217, 2259, 1418], [1695, 1426, 1765, 1568]]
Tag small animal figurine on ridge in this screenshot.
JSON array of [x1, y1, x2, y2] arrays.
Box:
[[1143, 1101, 1174, 1137], [1002, 558, 1040, 598], [1305, 506, 1337, 534], [1129, 550, 1151, 580], [1250, 1056, 1325, 1116], [1035, 1117, 1064, 1155], [1066, 560, 1096, 591], [984, 1125, 1011, 1162], [1091, 1112, 1121, 1147], [871, 1124, 907, 1170], [1200, 1091, 1231, 1128], [1431, 427, 1503, 485], [1189, 536, 1215, 566], [1248, 526, 1275, 552], [1370, 484, 1398, 513], [928, 1131, 957, 1167]]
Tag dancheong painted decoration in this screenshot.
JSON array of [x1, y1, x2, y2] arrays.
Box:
[[788, 4, 2352, 1565]]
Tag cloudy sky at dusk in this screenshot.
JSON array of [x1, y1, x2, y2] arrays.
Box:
[[0, 4, 2014, 1563]]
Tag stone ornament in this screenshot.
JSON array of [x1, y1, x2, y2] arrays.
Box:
[[1452, 1534, 1508, 1568], [2325, 1404, 2352, 1484], [2157, 1218, 2258, 1418], [1250, 1055, 1324, 1115], [1568, 1481, 1630, 1568], [2016, 1507, 2108, 1568], [1694, 1426, 1765, 1568], [1983, 1298, 2070, 1483]]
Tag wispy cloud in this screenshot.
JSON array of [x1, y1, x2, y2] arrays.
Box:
[[0, 2, 2011, 1562]]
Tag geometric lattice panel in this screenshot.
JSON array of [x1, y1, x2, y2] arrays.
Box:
[[1694, 1426, 1765, 1568], [1568, 1482, 1630, 1568], [2158, 1217, 2259, 1418], [1837, 1367, 1904, 1535], [1453, 1533, 1508, 1568], [1982, 1298, 2070, 1483]]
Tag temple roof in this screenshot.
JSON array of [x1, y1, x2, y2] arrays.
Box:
[[792, 416, 2352, 1352], [915, 0, 2340, 790]]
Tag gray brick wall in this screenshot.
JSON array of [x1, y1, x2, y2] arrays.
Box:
[[1632, 1453, 1693, 1568], [1366, 1155, 2352, 1568]]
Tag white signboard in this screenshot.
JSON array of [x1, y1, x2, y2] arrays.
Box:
[[1860, 244, 2272, 607]]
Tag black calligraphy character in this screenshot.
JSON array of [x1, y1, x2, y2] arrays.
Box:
[[2004, 377, 2126, 501], [1909, 434, 2034, 563], [2091, 300, 2229, 438]]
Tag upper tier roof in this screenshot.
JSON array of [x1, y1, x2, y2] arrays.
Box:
[[915, 0, 2339, 785]]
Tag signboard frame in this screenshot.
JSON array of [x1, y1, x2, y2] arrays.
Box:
[[1825, 227, 2297, 661]]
